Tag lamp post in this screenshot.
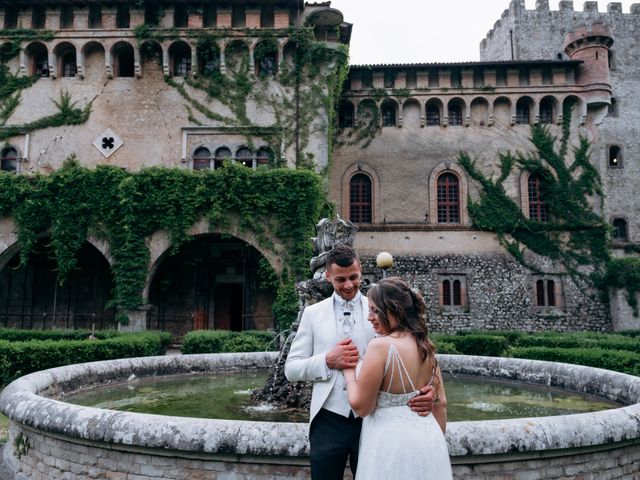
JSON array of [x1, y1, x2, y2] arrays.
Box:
[[376, 251, 394, 279]]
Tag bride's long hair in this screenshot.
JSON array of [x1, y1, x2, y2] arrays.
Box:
[[367, 277, 437, 364]]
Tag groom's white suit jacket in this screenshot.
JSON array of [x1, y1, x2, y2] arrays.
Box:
[[285, 294, 375, 424]]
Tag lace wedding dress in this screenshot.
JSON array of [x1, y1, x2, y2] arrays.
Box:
[[355, 341, 453, 480]]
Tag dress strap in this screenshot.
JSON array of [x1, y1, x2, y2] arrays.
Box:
[[383, 340, 417, 394]]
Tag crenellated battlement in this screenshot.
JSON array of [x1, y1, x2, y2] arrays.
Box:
[[482, 1, 640, 48]]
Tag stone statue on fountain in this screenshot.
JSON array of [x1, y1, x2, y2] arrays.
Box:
[[252, 217, 358, 409]]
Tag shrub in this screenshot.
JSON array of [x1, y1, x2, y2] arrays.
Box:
[[509, 346, 640, 376], [181, 330, 277, 354], [0, 328, 120, 342], [0, 331, 172, 385], [514, 333, 640, 354], [434, 341, 459, 355]]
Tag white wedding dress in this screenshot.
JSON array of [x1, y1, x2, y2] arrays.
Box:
[[355, 341, 453, 480]]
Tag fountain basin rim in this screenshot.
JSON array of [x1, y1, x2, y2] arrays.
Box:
[[1, 352, 639, 458]]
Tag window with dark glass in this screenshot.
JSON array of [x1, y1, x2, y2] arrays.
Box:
[[256, 147, 272, 168], [609, 145, 622, 168], [528, 174, 549, 222], [203, 4, 216, 27], [448, 103, 462, 126], [338, 102, 354, 128], [439, 275, 466, 308], [236, 147, 254, 168], [0, 147, 18, 172], [450, 69, 461, 88], [426, 104, 440, 126], [32, 6, 46, 29], [516, 101, 530, 124], [519, 68, 530, 86], [539, 99, 553, 124], [496, 67, 506, 87], [88, 5, 102, 28], [261, 5, 274, 27], [361, 70, 373, 89], [60, 5, 74, 29], [382, 103, 396, 127], [384, 70, 395, 88], [349, 174, 372, 224], [437, 173, 460, 223], [232, 5, 245, 27], [542, 67, 552, 85], [405, 69, 417, 88], [608, 97, 618, 117], [193, 147, 212, 170], [428, 69, 439, 88], [116, 5, 130, 28], [174, 5, 189, 27], [612, 218, 628, 241], [61, 50, 77, 77], [4, 7, 18, 29], [473, 69, 484, 87], [214, 147, 231, 169], [535, 279, 556, 307], [144, 2, 160, 25], [172, 45, 191, 77]]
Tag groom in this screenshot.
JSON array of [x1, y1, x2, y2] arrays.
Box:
[[285, 244, 436, 479]]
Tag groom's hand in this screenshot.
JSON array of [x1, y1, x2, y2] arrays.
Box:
[[326, 339, 359, 369], [408, 385, 436, 417]]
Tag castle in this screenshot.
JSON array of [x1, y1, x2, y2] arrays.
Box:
[[0, 0, 636, 337]]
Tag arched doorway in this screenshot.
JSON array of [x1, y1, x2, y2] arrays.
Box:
[[0, 239, 115, 330], [148, 234, 275, 340]]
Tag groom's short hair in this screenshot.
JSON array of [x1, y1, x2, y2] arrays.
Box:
[[326, 244, 360, 269]]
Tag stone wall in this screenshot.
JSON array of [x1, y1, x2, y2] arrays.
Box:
[[359, 252, 611, 333], [480, 0, 640, 246]]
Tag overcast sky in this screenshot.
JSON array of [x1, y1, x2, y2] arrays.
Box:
[[328, 0, 636, 64]]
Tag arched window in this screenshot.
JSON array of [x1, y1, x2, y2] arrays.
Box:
[[426, 104, 440, 126], [113, 42, 134, 77], [0, 146, 18, 172], [527, 174, 548, 222], [236, 147, 254, 168], [539, 98, 554, 124], [349, 174, 372, 224], [609, 145, 622, 168], [612, 218, 628, 241], [535, 279, 557, 307], [192, 147, 212, 171], [61, 49, 77, 77], [338, 101, 354, 128], [214, 147, 231, 169], [381, 102, 396, 127], [256, 147, 272, 168], [170, 42, 192, 77], [439, 275, 467, 308], [27, 42, 49, 77], [448, 103, 462, 126], [437, 173, 460, 223], [516, 100, 530, 124]]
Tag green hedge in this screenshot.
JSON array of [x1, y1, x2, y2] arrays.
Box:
[[513, 332, 640, 354], [0, 328, 121, 342], [432, 333, 508, 357], [0, 331, 172, 385], [181, 330, 277, 354], [509, 346, 640, 376]]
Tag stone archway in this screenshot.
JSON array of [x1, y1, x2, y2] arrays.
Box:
[[0, 238, 115, 330], [146, 233, 276, 341]]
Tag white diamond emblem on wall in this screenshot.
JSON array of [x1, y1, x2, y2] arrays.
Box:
[[93, 128, 123, 158]]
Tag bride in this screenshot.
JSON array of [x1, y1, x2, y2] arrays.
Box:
[[343, 277, 452, 479]]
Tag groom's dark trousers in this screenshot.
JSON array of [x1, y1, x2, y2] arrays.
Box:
[[309, 408, 362, 480]]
